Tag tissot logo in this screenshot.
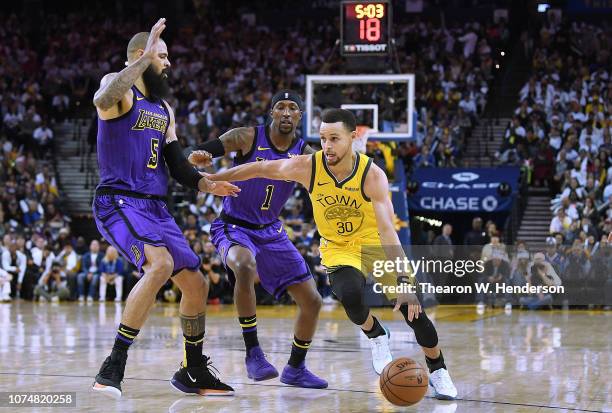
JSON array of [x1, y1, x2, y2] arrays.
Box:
[[452, 172, 479, 182]]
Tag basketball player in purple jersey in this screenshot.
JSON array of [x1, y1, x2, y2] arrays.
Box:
[[188, 91, 327, 388], [91, 19, 238, 398]]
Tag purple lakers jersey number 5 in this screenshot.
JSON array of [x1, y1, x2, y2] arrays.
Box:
[[96, 86, 170, 196], [222, 125, 306, 225]]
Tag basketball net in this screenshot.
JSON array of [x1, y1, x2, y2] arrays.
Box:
[[353, 125, 376, 153]]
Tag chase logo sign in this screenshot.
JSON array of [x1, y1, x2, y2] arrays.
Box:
[[408, 168, 519, 212], [452, 172, 479, 182]]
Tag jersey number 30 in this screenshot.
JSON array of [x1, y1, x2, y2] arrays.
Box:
[[261, 185, 274, 210], [337, 221, 354, 234], [147, 138, 159, 169]]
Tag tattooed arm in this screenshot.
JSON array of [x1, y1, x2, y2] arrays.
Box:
[[217, 127, 255, 156], [188, 126, 255, 168], [93, 18, 166, 119]]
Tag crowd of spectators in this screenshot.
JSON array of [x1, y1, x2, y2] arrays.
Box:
[[395, 18, 508, 171], [497, 18, 611, 250], [425, 217, 611, 311]]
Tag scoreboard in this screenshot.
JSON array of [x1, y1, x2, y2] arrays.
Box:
[[341, 0, 391, 56]]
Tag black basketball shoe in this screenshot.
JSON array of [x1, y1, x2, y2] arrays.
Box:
[[92, 351, 128, 399], [170, 355, 234, 396]]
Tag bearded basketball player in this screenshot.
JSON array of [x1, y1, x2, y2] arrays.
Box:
[[91, 18, 238, 398], [206, 109, 458, 400], [187, 91, 326, 388]]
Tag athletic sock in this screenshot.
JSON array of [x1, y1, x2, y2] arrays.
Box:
[[425, 351, 446, 373], [112, 323, 140, 355], [362, 316, 386, 339], [288, 336, 311, 368], [183, 332, 205, 367], [238, 315, 259, 352]]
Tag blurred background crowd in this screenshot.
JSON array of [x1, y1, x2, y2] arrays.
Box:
[[0, 1, 609, 309]]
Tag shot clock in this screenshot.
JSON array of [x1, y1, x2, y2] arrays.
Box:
[[341, 0, 391, 56]]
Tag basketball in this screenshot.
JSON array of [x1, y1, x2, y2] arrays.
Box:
[[379, 358, 428, 406]]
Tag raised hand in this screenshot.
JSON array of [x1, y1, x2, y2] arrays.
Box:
[[144, 18, 166, 59], [188, 150, 213, 168]]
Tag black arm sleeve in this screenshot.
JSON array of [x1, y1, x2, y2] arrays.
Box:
[[163, 140, 202, 190], [195, 138, 225, 157]]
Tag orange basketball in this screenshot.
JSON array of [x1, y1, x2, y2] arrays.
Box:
[[379, 357, 428, 406]]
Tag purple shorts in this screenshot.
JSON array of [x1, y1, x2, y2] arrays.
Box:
[[210, 218, 312, 299], [93, 194, 200, 275]]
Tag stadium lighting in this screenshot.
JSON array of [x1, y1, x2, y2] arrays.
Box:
[[538, 3, 550, 13]]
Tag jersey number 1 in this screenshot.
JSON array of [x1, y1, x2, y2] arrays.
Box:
[[261, 185, 274, 210], [147, 138, 159, 169]]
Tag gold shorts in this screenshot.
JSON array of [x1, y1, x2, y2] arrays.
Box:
[[320, 240, 398, 299]]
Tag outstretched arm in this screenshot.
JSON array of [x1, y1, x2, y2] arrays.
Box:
[[303, 144, 316, 155], [188, 127, 256, 168], [364, 163, 422, 320], [93, 18, 166, 115], [208, 155, 312, 188]]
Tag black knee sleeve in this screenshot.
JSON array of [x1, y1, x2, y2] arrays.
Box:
[[329, 267, 370, 325], [399, 305, 439, 348]]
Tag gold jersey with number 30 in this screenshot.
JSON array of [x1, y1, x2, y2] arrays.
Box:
[[307, 150, 400, 298], [307, 150, 387, 267]]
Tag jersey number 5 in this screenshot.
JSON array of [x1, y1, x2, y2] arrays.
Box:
[[147, 138, 159, 169], [261, 185, 274, 210]]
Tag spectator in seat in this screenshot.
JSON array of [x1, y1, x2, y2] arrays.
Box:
[[481, 233, 508, 262], [77, 240, 103, 302], [550, 208, 572, 234], [563, 241, 592, 306], [201, 255, 230, 305], [464, 217, 488, 246], [2, 241, 26, 299], [433, 224, 454, 257], [0, 267, 12, 302], [99, 246, 124, 302], [533, 139, 554, 187], [56, 241, 80, 299], [476, 250, 512, 312], [544, 237, 567, 274], [34, 261, 70, 302], [32, 119, 54, 158], [520, 252, 562, 310], [413, 144, 436, 168]]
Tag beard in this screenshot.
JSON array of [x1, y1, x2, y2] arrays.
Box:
[[142, 65, 171, 100], [273, 118, 295, 136]]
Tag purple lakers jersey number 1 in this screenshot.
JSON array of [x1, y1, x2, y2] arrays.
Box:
[[221, 125, 306, 225]]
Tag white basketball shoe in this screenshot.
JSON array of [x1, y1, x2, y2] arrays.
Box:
[[369, 326, 393, 374], [429, 368, 458, 400]]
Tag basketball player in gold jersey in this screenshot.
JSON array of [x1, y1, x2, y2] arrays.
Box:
[[207, 109, 457, 399]]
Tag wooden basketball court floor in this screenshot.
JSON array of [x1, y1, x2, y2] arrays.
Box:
[[0, 302, 609, 413]]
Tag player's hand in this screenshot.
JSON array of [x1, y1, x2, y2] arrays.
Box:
[[393, 292, 421, 321], [144, 18, 166, 59], [198, 176, 240, 197], [188, 150, 213, 168]]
